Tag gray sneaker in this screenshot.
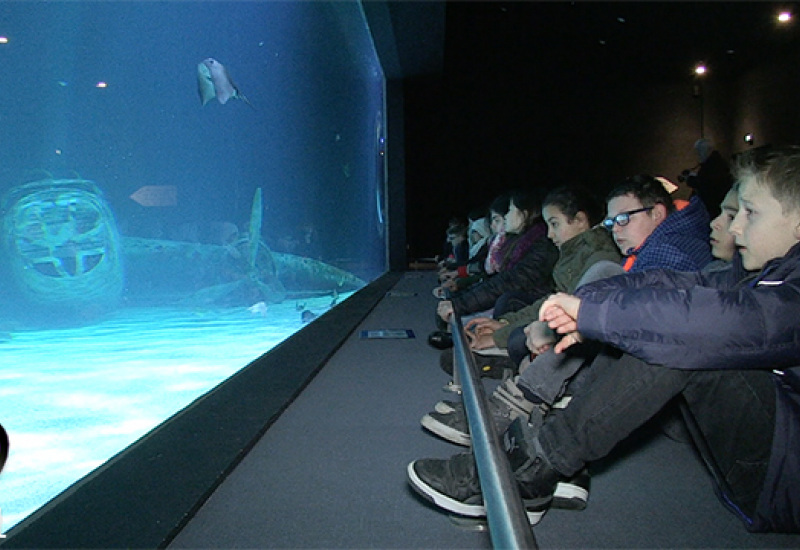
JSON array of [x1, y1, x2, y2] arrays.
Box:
[[421, 407, 471, 446], [423, 378, 536, 446]]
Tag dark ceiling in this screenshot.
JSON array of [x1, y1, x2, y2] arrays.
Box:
[[378, 2, 798, 82], [443, 2, 798, 84]]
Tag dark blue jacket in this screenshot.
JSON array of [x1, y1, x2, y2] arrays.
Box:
[[575, 243, 800, 533]]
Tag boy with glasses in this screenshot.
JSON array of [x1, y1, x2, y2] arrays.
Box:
[[604, 174, 712, 272]]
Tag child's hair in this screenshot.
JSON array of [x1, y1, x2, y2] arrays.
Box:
[[606, 174, 676, 215], [733, 145, 800, 213], [489, 192, 511, 217], [543, 185, 604, 227], [446, 223, 467, 238], [508, 188, 544, 229]]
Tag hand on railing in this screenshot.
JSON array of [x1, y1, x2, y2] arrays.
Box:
[[436, 300, 454, 322], [464, 317, 503, 350]]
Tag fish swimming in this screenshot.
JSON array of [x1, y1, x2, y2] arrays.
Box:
[[197, 58, 254, 109]]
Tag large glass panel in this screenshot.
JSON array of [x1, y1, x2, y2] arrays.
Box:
[[0, 0, 385, 530]]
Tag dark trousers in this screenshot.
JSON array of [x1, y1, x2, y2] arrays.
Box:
[[515, 343, 600, 405], [538, 346, 776, 521]]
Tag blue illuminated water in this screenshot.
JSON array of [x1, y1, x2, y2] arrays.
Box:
[[0, 292, 349, 531]]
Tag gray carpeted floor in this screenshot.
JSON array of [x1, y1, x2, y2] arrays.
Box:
[[169, 271, 800, 549]]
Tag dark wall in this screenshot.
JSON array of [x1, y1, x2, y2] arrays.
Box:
[[403, 2, 800, 260]]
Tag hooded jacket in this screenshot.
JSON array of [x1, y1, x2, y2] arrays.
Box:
[[623, 196, 713, 273]]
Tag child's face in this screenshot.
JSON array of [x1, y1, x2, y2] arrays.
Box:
[[709, 189, 739, 261], [542, 204, 588, 249], [505, 201, 527, 234], [605, 193, 663, 255], [490, 212, 505, 234], [448, 233, 465, 245], [730, 177, 800, 270]]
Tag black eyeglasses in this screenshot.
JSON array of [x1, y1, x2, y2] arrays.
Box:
[[602, 206, 654, 230]]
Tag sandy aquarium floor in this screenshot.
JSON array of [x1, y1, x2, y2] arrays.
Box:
[[0, 292, 350, 531]]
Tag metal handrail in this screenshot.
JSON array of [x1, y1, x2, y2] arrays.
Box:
[[449, 313, 538, 549]]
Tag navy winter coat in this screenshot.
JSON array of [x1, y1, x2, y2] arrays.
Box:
[[575, 243, 800, 533]]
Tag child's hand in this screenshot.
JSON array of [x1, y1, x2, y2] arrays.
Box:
[[539, 293, 583, 353], [465, 317, 503, 336], [539, 293, 581, 333], [467, 330, 496, 350], [523, 321, 556, 355]]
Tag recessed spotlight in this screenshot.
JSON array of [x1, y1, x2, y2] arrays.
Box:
[[694, 64, 707, 76], [777, 11, 792, 23]]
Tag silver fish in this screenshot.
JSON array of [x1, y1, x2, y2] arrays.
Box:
[[197, 57, 254, 108]]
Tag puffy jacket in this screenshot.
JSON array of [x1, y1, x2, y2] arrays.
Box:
[[576, 243, 800, 533], [451, 221, 558, 316], [492, 226, 621, 347]]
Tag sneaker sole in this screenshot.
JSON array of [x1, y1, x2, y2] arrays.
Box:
[[407, 462, 547, 525], [552, 481, 589, 511], [421, 414, 471, 446]]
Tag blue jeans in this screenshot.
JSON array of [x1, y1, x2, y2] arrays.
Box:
[[537, 346, 776, 522]]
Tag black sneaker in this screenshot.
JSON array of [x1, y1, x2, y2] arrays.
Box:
[[407, 452, 549, 524], [503, 418, 561, 505], [428, 330, 453, 350]]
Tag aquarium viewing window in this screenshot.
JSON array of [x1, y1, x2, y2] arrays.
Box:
[[0, 0, 386, 531]]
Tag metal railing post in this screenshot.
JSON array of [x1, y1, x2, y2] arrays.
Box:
[[449, 313, 538, 549]]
